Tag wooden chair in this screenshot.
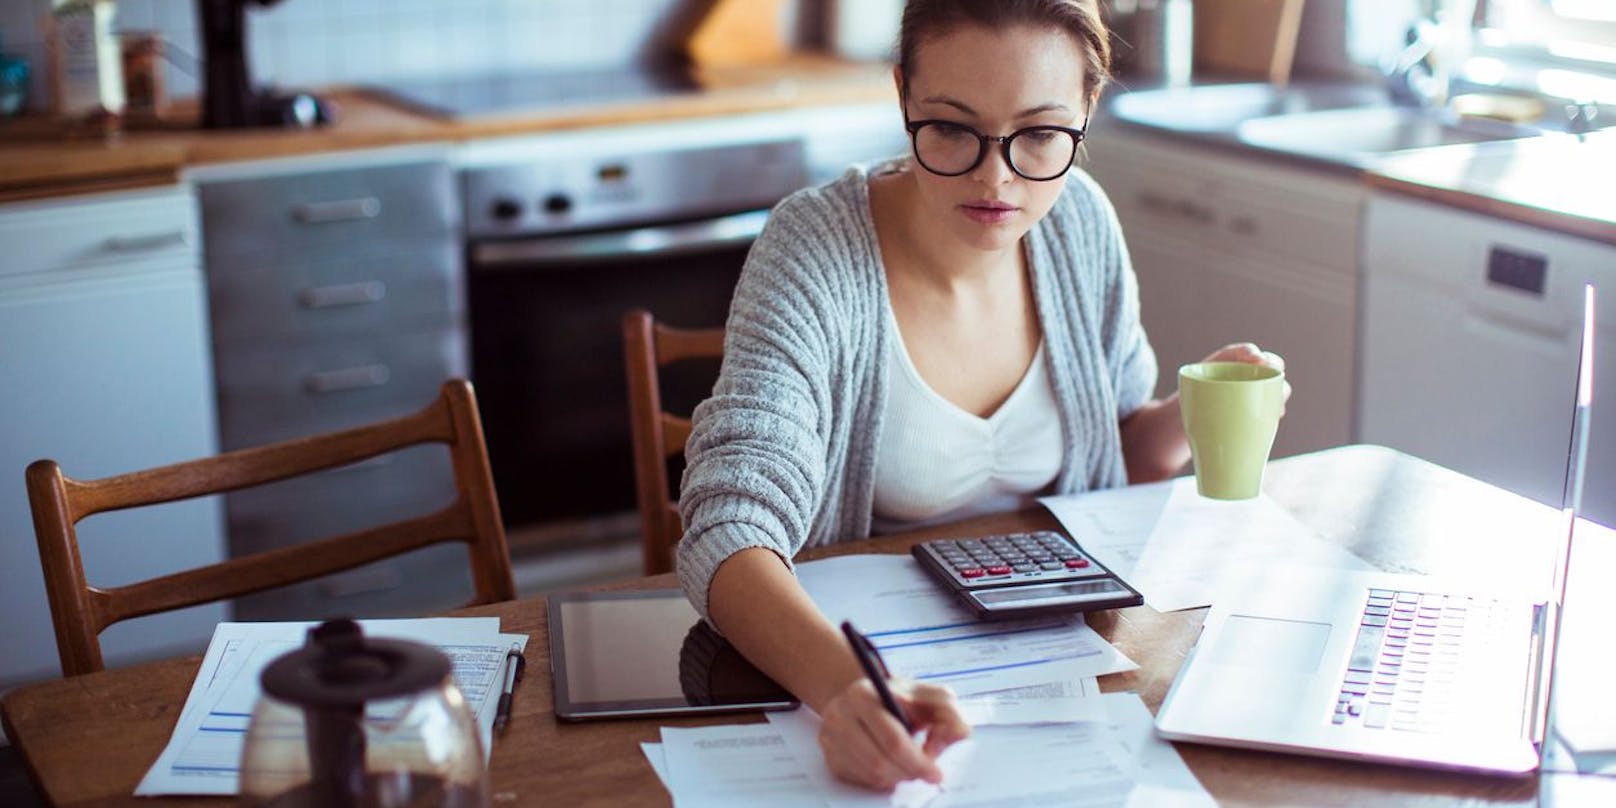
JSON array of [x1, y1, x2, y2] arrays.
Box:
[[26, 379, 516, 677], [622, 309, 726, 576]]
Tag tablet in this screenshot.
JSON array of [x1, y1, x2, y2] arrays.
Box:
[[547, 589, 799, 721]]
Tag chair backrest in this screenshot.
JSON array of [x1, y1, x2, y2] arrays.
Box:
[[26, 379, 516, 677], [622, 309, 726, 575]]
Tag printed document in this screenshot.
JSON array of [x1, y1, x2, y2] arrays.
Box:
[[643, 692, 1214, 807], [136, 618, 526, 796], [1041, 477, 1370, 611], [796, 555, 1136, 694]]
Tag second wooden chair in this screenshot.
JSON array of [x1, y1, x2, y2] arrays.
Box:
[[622, 309, 726, 576]]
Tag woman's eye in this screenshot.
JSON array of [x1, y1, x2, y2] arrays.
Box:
[[1021, 130, 1059, 144], [932, 123, 974, 140]]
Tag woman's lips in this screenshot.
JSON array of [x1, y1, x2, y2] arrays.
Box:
[[959, 200, 1017, 225]]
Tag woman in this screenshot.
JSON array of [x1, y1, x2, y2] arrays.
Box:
[[676, 0, 1283, 790]]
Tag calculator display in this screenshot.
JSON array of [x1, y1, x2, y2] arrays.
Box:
[[976, 579, 1125, 604]]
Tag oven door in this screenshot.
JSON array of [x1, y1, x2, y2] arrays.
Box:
[[468, 209, 764, 532]]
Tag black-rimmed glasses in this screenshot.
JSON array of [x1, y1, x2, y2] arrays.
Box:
[[904, 115, 1089, 181]]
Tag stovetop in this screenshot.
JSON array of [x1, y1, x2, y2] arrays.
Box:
[[366, 65, 700, 120]]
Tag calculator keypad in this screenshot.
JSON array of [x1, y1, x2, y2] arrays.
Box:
[[920, 531, 1106, 588]]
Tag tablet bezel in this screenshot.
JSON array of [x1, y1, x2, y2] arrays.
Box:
[[547, 589, 800, 722]]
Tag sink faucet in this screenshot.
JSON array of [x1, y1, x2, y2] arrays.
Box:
[[1385, 18, 1448, 108]]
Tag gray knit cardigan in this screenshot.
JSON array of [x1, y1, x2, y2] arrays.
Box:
[[676, 160, 1158, 618]]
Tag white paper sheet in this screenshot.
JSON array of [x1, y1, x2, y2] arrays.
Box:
[[135, 618, 525, 797], [659, 723, 834, 808], [796, 555, 1137, 695], [1101, 693, 1214, 807], [1041, 477, 1371, 611], [956, 677, 1105, 726], [642, 742, 671, 787], [764, 707, 1136, 807]]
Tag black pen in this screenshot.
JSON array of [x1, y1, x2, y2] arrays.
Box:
[[841, 620, 913, 734], [493, 643, 525, 735]]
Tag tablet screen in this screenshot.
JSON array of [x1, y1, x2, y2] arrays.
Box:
[[549, 589, 798, 720]]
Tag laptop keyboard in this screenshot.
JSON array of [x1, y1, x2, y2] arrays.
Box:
[[1333, 588, 1497, 733]]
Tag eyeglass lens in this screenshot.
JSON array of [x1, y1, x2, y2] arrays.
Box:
[[913, 123, 1077, 180]]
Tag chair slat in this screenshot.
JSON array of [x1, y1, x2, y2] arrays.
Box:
[[98, 506, 472, 627], [661, 415, 693, 459]]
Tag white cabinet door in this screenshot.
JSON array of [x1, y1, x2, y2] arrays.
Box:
[[0, 188, 225, 689], [1084, 130, 1364, 458]]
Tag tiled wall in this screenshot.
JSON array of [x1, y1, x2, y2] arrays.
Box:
[[2, 0, 804, 113]]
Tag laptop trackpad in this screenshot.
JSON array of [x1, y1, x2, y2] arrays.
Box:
[[1209, 615, 1332, 674]]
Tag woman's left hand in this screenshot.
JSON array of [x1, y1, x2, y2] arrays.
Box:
[[1200, 342, 1292, 411]]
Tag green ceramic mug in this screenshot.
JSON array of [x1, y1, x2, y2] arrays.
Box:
[[1178, 361, 1285, 500]]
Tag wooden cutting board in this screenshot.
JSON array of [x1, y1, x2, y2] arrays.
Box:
[[1194, 0, 1307, 85], [685, 0, 791, 68]]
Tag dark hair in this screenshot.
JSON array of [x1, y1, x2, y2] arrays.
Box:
[[896, 0, 1112, 103]]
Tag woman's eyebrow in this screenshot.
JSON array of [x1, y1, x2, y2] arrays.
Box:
[[917, 95, 1073, 119]]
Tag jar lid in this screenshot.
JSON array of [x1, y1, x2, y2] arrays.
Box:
[[260, 619, 452, 709]]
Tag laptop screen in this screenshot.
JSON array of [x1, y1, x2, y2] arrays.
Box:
[[1536, 283, 1596, 749]]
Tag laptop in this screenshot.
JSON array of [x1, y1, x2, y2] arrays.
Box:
[[1156, 284, 1597, 775]]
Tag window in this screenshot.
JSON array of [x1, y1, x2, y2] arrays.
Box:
[[1478, 0, 1616, 66]]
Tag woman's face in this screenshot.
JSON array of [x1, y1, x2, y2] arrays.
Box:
[[901, 22, 1089, 254]]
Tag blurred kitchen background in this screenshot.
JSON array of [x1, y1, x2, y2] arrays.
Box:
[[0, 0, 1612, 720]]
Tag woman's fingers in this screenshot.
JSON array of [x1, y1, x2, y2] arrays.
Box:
[[818, 678, 948, 791], [820, 713, 907, 790], [901, 682, 971, 756], [855, 692, 943, 783]]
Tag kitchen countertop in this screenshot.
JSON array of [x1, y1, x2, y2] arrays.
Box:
[[1097, 77, 1616, 246], [0, 54, 896, 202], [1366, 131, 1616, 247]]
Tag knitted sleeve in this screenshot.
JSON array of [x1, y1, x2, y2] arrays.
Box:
[[674, 187, 847, 620]]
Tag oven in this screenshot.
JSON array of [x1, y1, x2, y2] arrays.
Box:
[[461, 119, 812, 540]]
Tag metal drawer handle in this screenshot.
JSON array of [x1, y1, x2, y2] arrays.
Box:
[[292, 197, 382, 225], [304, 364, 391, 394], [104, 231, 188, 252], [298, 281, 387, 309]]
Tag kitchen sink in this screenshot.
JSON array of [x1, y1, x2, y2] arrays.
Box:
[[1235, 106, 1536, 160], [1107, 82, 1386, 132]]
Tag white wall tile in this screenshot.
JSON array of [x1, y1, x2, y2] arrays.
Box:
[[8, 0, 807, 112]]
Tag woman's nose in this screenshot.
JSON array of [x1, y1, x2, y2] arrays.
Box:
[[969, 142, 1016, 185]]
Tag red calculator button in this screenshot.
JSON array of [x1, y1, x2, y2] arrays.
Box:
[[960, 568, 986, 578], [987, 565, 1011, 575], [1065, 558, 1091, 569]]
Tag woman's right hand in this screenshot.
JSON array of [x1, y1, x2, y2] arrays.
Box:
[[817, 677, 972, 791]]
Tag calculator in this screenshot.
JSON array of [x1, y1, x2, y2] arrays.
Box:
[[912, 530, 1143, 619]]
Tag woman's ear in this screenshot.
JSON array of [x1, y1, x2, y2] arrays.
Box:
[[892, 65, 905, 102]]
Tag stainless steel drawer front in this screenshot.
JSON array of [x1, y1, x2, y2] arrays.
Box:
[[200, 161, 457, 261], [208, 245, 462, 346], [214, 326, 467, 447]]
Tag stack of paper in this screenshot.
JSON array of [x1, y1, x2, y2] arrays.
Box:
[[1042, 476, 1372, 611], [638, 554, 1211, 806], [641, 692, 1211, 807], [135, 618, 528, 797]]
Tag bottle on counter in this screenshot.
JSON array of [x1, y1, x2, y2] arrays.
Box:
[[0, 31, 30, 119], [47, 0, 125, 129]]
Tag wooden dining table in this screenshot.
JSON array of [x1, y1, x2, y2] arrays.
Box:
[[5, 445, 1614, 807]]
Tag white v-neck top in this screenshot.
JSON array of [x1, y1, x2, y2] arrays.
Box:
[[871, 310, 1064, 532]]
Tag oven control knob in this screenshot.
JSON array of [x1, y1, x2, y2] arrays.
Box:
[[490, 198, 523, 222], [543, 194, 573, 215]]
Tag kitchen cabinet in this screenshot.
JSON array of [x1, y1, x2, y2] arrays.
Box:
[[0, 185, 227, 689], [1083, 129, 1365, 458], [192, 145, 471, 621], [1359, 192, 1615, 527]]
